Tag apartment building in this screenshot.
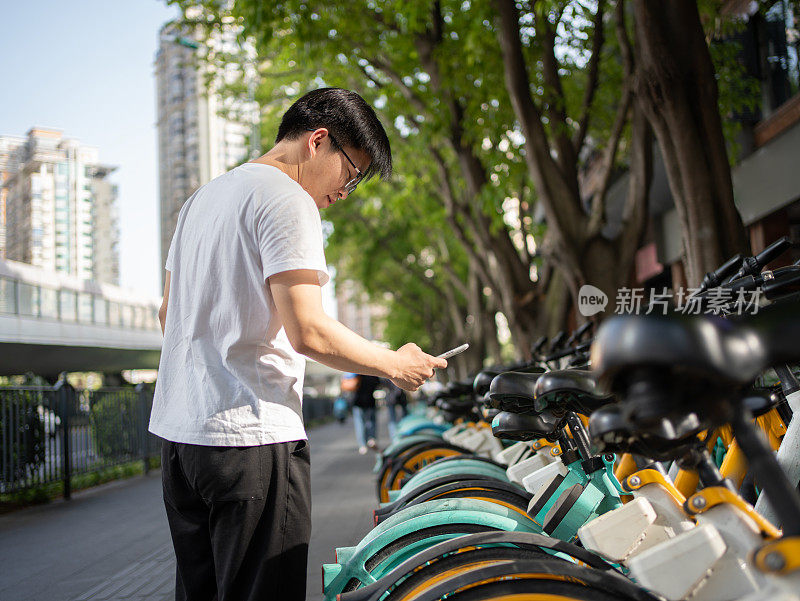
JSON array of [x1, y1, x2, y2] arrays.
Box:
[[0, 128, 120, 284], [154, 15, 259, 286]]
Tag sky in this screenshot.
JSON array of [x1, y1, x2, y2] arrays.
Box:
[[1, 0, 181, 298]]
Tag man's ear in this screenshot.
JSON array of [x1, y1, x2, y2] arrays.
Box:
[[308, 128, 329, 158]]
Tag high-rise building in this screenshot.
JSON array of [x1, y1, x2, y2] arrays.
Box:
[[0, 135, 26, 259], [154, 15, 259, 286], [0, 128, 120, 284], [89, 164, 120, 285]]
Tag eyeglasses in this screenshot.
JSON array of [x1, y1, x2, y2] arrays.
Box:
[[328, 133, 364, 195]]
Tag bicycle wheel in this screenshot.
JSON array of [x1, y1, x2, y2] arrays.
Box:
[[433, 579, 623, 600], [338, 523, 503, 594], [384, 545, 550, 600], [335, 532, 623, 601], [377, 441, 470, 502], [384, 481, 532, 523], [403, 558, 658, 601]]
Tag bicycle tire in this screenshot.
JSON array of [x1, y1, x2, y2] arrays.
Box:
[[384, 545, 551, 600], [436, 578, 623, 601], [381, 443, 471, 501], [377, 479, 531, 524], [405, 558, 658, 601], [339, 523, 502, 593], [377, 441, 470, 502]]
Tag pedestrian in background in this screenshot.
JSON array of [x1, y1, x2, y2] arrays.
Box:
[[385, 380, 408, 439], [352, 374, 380, 454]]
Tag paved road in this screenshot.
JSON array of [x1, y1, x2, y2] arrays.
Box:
[[0, 414, 387, 601]]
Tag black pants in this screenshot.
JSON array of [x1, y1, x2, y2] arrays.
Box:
[[161, 439, 311, 601]]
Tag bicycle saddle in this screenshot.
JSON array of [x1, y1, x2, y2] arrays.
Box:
[[473, 368, 503, 399], [487, 371, 541, 411], [533, 370, 615, 414], [588, 404, 631, 454], [592, 313, 759, 391], [446, 380, 475, 397], [491, 410, 561, 441], [589, 404, 704, 460], [594, 302, 800, 393], [436, 396, 475, 415]]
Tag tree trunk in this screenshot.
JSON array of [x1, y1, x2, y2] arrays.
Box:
[[493, 0, 651, 321], [631, 0, 749, 285]]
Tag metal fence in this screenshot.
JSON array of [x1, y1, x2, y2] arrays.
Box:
[[1, 379, 335, 499], [0, 377, 159, 499]]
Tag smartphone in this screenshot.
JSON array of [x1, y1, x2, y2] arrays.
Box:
[[437, 343, 469, 359]]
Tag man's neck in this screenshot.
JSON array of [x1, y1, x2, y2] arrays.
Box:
[[249, 144, 304, 184]]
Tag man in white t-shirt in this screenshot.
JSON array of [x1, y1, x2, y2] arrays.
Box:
[[150, 88, 446, 601]]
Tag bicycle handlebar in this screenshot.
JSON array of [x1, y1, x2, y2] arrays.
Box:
[[727, 236, 792, 283], [566, 321, 593, 346], [697, 253, 743, 294]]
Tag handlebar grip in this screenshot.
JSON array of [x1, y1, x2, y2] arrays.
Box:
[[729, 237, 792, 282], [698, 254, 744, 293], [530, 336, 548, 356], [715, 253, 746, 279], [548, 331, 566, 352], [567, 321, 594, 346], [728, 236, 792, 283], [756, 236, 791, 268]]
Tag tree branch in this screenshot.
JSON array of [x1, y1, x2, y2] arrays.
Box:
[[572, 0, 606, 153], [538, 9, 578, 181], [587, 83, 632, 235], [492, 0, 585, 241]]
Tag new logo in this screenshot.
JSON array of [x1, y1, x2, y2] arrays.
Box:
[[578, 285, 607, 317]]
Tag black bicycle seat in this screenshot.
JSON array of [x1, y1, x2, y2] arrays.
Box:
[[533, 370, 615, 414], [588, 404, 631, 453], [436, 396, 475, 417], [595, 302, 800, 392], [446, 380, 475, 397], [592, 313, 760, 391], [487, 371, 540, 411], [473, 369, 503, 399], [588, 403, 705, 460], [491, 411, 560, 441]]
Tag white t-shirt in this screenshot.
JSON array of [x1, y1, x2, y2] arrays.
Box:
[[149, 163, 329, 446]]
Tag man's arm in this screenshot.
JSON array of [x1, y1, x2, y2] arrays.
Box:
[[158, 271, 170, 335], [269, 269, 446, 391]]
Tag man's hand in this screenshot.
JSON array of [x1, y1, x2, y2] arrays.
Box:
[[391, 343, 448, 391]]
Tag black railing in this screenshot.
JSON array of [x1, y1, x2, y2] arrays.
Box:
[[1, 377, 335, 500], [0, 376, 159, 499]]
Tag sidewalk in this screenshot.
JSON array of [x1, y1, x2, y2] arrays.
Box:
[[0, 413, 387, 601]]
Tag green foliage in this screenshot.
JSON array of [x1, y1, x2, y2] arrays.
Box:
[[0, 396, 46, 487], [90, 392, 137, 459], [711, 38, 761, 164], [164, 0, 757, 346]]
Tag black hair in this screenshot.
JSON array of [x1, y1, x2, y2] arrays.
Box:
[[275, 87, 392, 181]]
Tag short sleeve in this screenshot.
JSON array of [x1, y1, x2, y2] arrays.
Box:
[[165, 196, 195, 272], [165, 236, 175, 271], [254, 193, 330, 287]]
